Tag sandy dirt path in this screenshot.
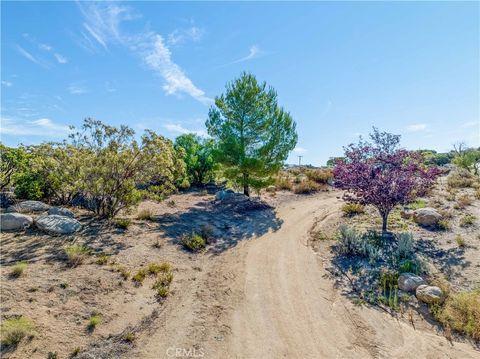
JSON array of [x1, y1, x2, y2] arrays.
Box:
[[229, 193, 478, 359], [135, 192, 479, 359]]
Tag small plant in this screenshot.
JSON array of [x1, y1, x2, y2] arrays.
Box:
[[156, 285, 169, 298], [436, 219, 450, 230], [293, 180, 321, 194], [116, 266, 130, 280], [166, 200, 176, 208], [123, 332, 135, 343], [379, 270, 399, 310], [395, 232, 415, 260], [0, 316, 36, 346], [132, 268, 147, 284], [137, 208, 153, 221], [70, 347, 81, 358], [47, 352, 58, 359], [154, 271, 174, 287], [341, 203, 365, 217], [180, 232, 206, 252], [475, 189, 480, 200], [460, 214, 476, 227], [455, 235, 466, 247], [95, 254, 109, 265], [64, 244, 91, 267], [114, 218, 132, 229], [147, 262, 171, 275], [304, 168, 333, 184], [10, 261, 28, 278], [87, 314, 101, 329], [454, 195, 472, 210], [311, 230, 332, 241], [406, 199, 427, 210]]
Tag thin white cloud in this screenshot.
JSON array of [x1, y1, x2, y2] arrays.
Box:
[[0, 117, 70, 137], [141, 34, 212, 104], [163, 123, 209, 138], [293, 147, 308, 154], [406, 123, 428, 132], [68, 83, 87, 95], [78, 3, 210, 104], [167, 26, 205, 46], [16, 45, 43, 66], [39, 43, 52, 51], [54, 53, 68, 64], [1, 81, 12, 87], [233, 45, 261, 63]]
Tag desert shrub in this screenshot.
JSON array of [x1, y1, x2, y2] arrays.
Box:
[[0, 144, 29, 191], [436, 219, 450, 231], [166, 200, 176, 208], [0, 316, 35, 346], [123, 332, 135, 343], [447, 170, 474, 188], [275, 176, 293, 191], [454, 195, 472, 209], [311, 230, 333, 241], [137, 209, 153, 220], [336, 225, 381, 262], [95, 254, 109, 265], [65, 244, 91, 266], [341, 203, 365, 216], [132, 268, 147, 284], [304, 168, 333, 184], [398, 259, 422, 274], [436, 289, 480, 339], [155, 285, 169, 298], [180, 232, 206, 252], [293, 180, 320, 194], [455, 235, 465, 247], [379, 270, 399, 309], [114, 218, 131, 229], [88, 314, 101, 329], [10, 261, 28, 278], [116, 266, 130, 280], [147, 262, 171, 275], [395, 232, 414, 260], [475, 189, 480, 200], [154, 271, 174, 287], [406, 199, 426, 210], [460, 214, 476, 227]]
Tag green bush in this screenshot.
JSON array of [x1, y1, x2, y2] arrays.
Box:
[[114, 218, 132, 230], [13, 172, 45, 200], [1, 317, 36, 346], [65, 244, 91, 266], [180, 233, 206, 252], [132, 268, 147, 284], [341, 203, 365, 216], [10, 261, 28, 278], [88, 314, 101, 329], [460, 214, 476, 227], [406, 199, 426, 210], [436, 219, 450, 230]]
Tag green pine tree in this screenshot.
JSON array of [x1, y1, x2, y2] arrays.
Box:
[[206, 72, 297, 196]]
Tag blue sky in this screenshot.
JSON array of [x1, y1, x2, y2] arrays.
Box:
[[1, 1, 479, 166]]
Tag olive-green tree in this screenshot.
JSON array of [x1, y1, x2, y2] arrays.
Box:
[[174, 134, 216, 186], [0, 144, 29, 191], [206, 72, 297, 196]]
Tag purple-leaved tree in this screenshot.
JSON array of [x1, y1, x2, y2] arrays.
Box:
[[333, 128, 440, 234]]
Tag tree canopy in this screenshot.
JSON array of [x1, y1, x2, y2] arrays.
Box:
[[206, 72, 297, 196]]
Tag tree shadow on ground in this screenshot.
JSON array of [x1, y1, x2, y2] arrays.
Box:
[[0, 216, 128, 266], [157, 197, 283, 253]]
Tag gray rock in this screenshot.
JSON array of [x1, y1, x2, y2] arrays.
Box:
[[398, 273, 426, 292], [0, 213, 33, 231], [400, 208, 414, 219], [48, 207, 74, 218], [416, 285, 445, 304], [7, 200, 50, 214], [35, 215, 81, 235], [413, 207, 442, 226]]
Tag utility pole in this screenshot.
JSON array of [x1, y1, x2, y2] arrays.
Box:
[[298, 155, 303, 166]]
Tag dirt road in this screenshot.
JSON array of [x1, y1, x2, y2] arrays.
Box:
[[137, 193, 479, 359]]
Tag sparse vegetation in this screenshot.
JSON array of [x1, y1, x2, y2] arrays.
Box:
[[275, 176, 293, 191], [455, 235, 466, 247], [0, 317, 35, 346], [304, 168, 333, 184], [115, 265, 131, 280], [132, 268, 147, 284], [293, 180, 321, 194], [406, 199, 426, 210], [95, 254, 109, 265], [114, 218, 132, 229], [123, 332, 136, 343], [87, 314, 101, 329], [180, 232, 206, 252], [64, 244, 91, 266], [10, 261, 28, 277], [460, 214, 476, 227], [341, 203, 365, 217], [436, 219, 450, 231], [454, 195, 472, 209], [137, 208, 153, 220]]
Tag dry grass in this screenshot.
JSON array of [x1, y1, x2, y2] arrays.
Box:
[[275, 176, 293, 191], [436, 289, 480, 340], [180, 232, 206, 252], [447, 171, 474, 188], [114, 218, 132, 229], [137, 208, 153, 221], [293, 180, 321, 194], [304, 168, 333, 184], [460, 214, 476, 227], [341, 203, 365, 217], [10, 261, 28, 278], [64, 244, 91, 267], [454, 195, 472, 210], [0, 317, 36, 347]]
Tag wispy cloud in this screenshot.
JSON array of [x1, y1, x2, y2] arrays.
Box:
[[54, 53, 68, 64], [163, 123, 209, 138], [293, 147, 308, 154], [461, 121, 478, 128], [68, 83, 87, 95], [1, 81, 12, 87], [0, 117, 70, 137], [167, 26, 205, 46], [406, 123, 428, 132], [77, 2, 210, 104], [16, 45, 43, 66], [233, 45, 262, 64]]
